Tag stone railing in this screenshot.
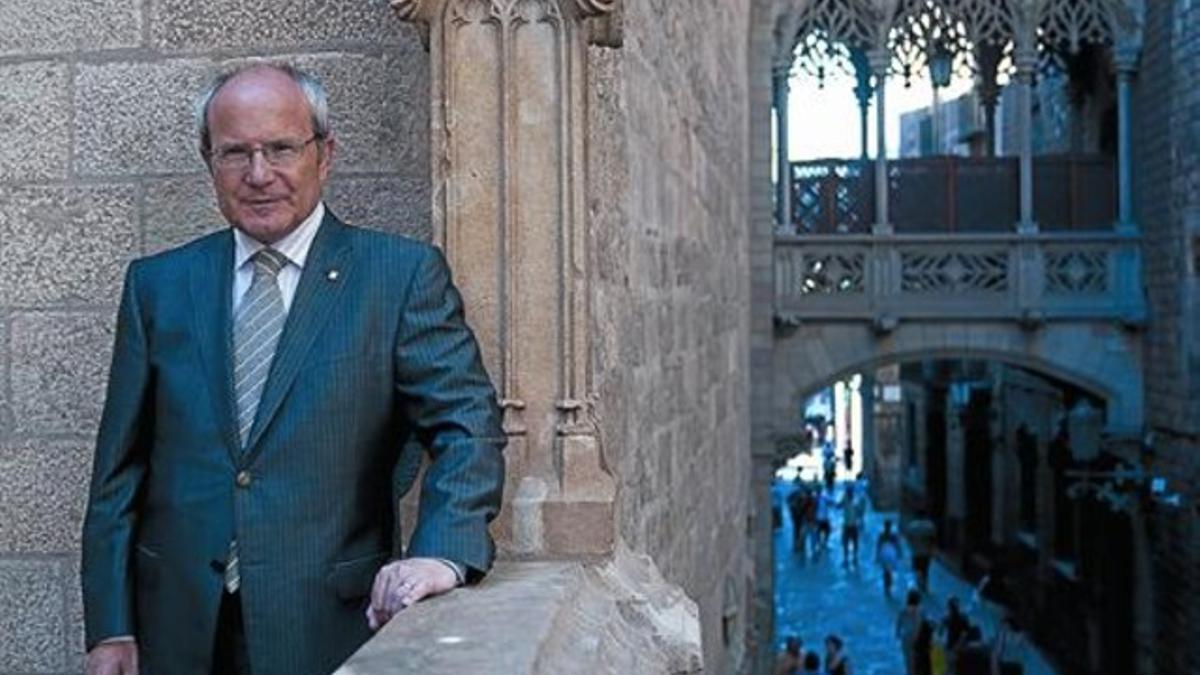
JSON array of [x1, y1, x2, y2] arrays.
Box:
[[336, 554, 702, 675], [773, 231, 1146, 327]]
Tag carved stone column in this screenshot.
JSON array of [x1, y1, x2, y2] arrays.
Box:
[[1013, 38, 1038, 234], [868, 47, 891, 235], [773, 60, 792, 229], [393, 0, 619, 557], [1113, 42, 1140, 232]]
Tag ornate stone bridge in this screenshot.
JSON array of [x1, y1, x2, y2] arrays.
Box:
[[772, 229, 1146, 434]]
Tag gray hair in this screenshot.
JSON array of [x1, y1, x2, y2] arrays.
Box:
[[195, 63, 331, 156]]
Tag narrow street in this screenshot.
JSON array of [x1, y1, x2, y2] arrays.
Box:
[[773, 480, 1060, 675]]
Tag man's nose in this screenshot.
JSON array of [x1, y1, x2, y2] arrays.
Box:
[[244, 151, 273, 184]]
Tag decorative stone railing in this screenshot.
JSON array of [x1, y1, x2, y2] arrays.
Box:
[[773, 231, 1146, 328]]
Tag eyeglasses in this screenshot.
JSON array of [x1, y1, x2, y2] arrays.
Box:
[[209, 135, 321, 171]]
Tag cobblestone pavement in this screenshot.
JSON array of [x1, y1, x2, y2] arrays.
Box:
[[772, 480, 1060, 675]]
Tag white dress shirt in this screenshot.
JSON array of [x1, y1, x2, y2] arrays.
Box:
[[232, 201, 325, 312]]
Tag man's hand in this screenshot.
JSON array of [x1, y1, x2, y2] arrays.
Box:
[[86, 641, 138, 675], [366, 557, 458, 630]]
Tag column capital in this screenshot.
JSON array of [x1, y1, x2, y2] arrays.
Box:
[[391, 0, 622, 46], [1012, 44, 1038, 78], [1112, 42, 1142, 76], [866, 47, 890, 77]]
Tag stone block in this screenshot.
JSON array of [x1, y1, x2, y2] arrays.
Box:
[[75, 60, 214, 176], [66, 555, 85, 672], [326, 175, 431, 241], [0, 62, 70, 181], [0, 314, 9, 438], [0, 185, 139, 306], [291, 52, 429, 174], [11, 312, 114, 436], [0, 0, 140, 56], [0, 557, 65, 672], [149, 0, 411, 51], [142, 175, 226, 254], [0, 442, 91, 553]]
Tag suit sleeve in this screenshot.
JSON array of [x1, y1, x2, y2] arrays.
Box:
[[394, 246, 506, 580], [81, 262, 154, 649]]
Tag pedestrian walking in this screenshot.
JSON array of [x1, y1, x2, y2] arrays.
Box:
[[822, 441, 838, 491], [843, 443, 855, 472], [876, 519, 903, 599], [905, 510, 937, 593], [775, 635, 803, 675], [941, 596, 972, 675], [990, 615, 1025, 675], [786, 481, 807, 553], [840, 483, 866, 569], [816, 485, 835, 556], [824, 634, 854, 675], [896, 589, 927, 675]]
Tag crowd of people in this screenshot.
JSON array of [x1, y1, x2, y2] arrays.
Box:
[[773, 448, 1030, 675]]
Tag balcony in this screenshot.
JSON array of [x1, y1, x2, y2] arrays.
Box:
[[787, 155, 1116, 235]]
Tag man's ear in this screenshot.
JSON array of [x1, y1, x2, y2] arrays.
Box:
[[318, 135, 337, 178]]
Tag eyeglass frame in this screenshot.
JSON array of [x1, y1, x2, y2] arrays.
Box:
[[206, 134, 324, 172]]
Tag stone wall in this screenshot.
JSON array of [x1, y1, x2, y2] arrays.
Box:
[[589, 1, 753, 672], [1133, 1, 1200, 673], [0, 1, 430, 670]]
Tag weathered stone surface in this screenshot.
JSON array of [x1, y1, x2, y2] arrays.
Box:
[[327, 175, 431, 241], [0, 185, 139, 306], [75, 60, 214, 176], [0, 0, 140, 56], [291, 52, 429, 174], [149, 0, 409, 50], [589, 1, 753, 672], [142, 175, 226, 254], [339, 553, 701, 675], [0, 313, 9, 439], [0, 62, 70, 181], [66, 555, 85, 673], [0, 557, 65, 672], [11, 312, 114, 436], [0, 442, 90, 552]]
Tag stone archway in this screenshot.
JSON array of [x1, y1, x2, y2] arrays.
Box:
[[773, 320, 1144, 435]]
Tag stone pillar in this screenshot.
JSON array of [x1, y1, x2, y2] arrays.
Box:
[[974, 42, 1002, 157], [868, 47, 891, 234], [860, 371, 876, 487], [1113, 44, 1140, 231], [773, 61, 792, 228], [944, 388, 967, 552], [1013, 40, 1038, 233], [393, 0, 620, 557], [851, 47, 873, 161]]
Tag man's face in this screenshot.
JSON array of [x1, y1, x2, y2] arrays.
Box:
[[205, 68, 335, 244]]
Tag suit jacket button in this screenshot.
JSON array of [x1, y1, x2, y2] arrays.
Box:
[[236, 470, 252, 488]]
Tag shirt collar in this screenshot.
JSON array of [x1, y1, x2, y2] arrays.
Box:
[[233, 201, 325, 272]]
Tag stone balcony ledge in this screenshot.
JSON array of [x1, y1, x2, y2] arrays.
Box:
[[336, 552, 702, 675]]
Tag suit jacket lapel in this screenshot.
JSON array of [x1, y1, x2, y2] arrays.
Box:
[[242, 214, 353, 461], [190, 231, 243, 464]]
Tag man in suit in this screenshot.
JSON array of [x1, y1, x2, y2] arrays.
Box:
[[82, 63, 506, 675]]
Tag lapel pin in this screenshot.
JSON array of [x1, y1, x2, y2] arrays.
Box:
[[327, 269, 340, 282]]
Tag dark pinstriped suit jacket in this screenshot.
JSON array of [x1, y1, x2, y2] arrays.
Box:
[[81, 213, 506, 675]]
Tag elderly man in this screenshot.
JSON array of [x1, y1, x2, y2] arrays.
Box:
[[82, 63, 505, 675]]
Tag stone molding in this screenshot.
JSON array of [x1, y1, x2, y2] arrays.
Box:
[[337, 553, 702, 674], [391, 0, 619, 557]]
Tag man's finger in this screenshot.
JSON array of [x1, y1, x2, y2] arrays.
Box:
[[400, 578, 426, 607]]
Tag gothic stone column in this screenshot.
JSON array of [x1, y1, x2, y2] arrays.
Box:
[[393, 0, 619, 557]]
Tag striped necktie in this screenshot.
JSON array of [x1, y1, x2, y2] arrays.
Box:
[[226, 247, 288, 593]]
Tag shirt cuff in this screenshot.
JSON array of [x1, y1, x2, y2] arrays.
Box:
[[433, 558, 466, 586], [98, 635, 136, 644]]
